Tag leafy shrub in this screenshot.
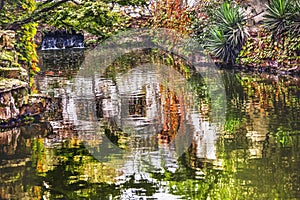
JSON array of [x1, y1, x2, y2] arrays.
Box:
[[43, 1, 129, 40], [17, 22, 40, 74], [236, 0, 300, 70], [289, 0, 300, 36], [237, 28, 300, 69]]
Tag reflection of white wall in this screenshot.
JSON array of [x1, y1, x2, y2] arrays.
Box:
[[38, 66, 219, 161], [189, 114, 217, 160], [146, 83, 162, 125], [95, 78, 120, 119], [113, 68, 165, 134], [37, 62, 222, 199], [61, 95, 77, 122], [38, 63, 219, 161], [116, 145, 180, 199]]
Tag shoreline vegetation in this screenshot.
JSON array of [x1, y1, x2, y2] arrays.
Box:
[[0, 0, 298, 125], [0, 0, 299, 78], [196, 0, 300, 75]]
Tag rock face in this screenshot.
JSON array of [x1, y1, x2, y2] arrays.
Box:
[[0, 79, 28, 120], [0, 30, 28, 81], [0, 79, 51, 126], [240, 0, 269, 24], [0, 30, 50, 126], [0, 30, 27, 124]]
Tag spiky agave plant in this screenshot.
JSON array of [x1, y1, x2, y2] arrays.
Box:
[[289, 0, 300, 36], [205, 28, 238, 64], [205, 2, 248, 64], [264, 0, 293, 37]]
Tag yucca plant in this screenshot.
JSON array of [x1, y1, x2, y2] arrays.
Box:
[[205, 28, 236, 64], [264, 0, 300, 37], [205, 2, 248, 64], [264, 0, 293, 37], [289, 0, 300, 36]]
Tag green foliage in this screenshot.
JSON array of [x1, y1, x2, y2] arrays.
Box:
[[192, 0, 299, 69], [237, 28, 300, 69], [265, 0, 291, 35], [17, 23, 39, 72], [42, 1, 131, 40], [0, 0, 40, 76], [102, 0, 146, 6], [0, 0, 147, 90], [191, 0, 224, 43], [205, 2, 248, 64], [289, 0, 300, 35], [264, 0, 300, 37], [0, 50, 16, 64], [237, 0, 300, 70], [0, 0, 36, 29], [206, 27, 232, 62]]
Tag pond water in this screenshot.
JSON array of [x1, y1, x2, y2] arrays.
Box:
[[0, 49, 299, 200]]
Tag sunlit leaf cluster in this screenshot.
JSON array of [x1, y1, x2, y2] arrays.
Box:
[[41, 1, 133, 40], [0, 0, 35, 28]]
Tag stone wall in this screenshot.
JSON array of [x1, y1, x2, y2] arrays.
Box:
[[0, 80, 28, 121], [0, 81, 52, 126]]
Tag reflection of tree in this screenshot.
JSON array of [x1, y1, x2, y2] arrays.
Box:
[[103, 121, 130, 150], [146, 151, 225, 200], [40, 141, 164, 199], [105, 48, 194, 82], [147, 72, 300, 199], [214, 71, 300, 199], [0, 123, 52, 200], [158, 86, 181, 143], [121, 174, 158, 197], [31, 43, 299, 199], [224, 72, 300, 148], [40, 142, 120, 199]]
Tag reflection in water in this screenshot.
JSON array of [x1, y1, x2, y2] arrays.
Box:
[[0, 49, 299, 199]]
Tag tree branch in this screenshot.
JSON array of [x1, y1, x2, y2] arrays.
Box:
[[244, 10, 266, 22], [5, 0, 71, 30]]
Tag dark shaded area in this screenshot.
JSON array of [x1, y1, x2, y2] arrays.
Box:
[[37, 48, 85, 77]]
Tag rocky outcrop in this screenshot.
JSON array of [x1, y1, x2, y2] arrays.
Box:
[[0, 78, 52, 127], [240, 0, 269, 24], [0, 30, 28, 81], [0, 79, 28, 121], [0, 30, 51, 127]]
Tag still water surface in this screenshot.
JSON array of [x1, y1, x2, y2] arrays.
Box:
[[0, 49, 299, 199]]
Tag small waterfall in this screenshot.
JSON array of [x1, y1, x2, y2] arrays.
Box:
[[41, 30, 84, 50]]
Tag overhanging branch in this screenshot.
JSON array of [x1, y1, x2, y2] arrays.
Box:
[[5, 0, 72, 30]]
